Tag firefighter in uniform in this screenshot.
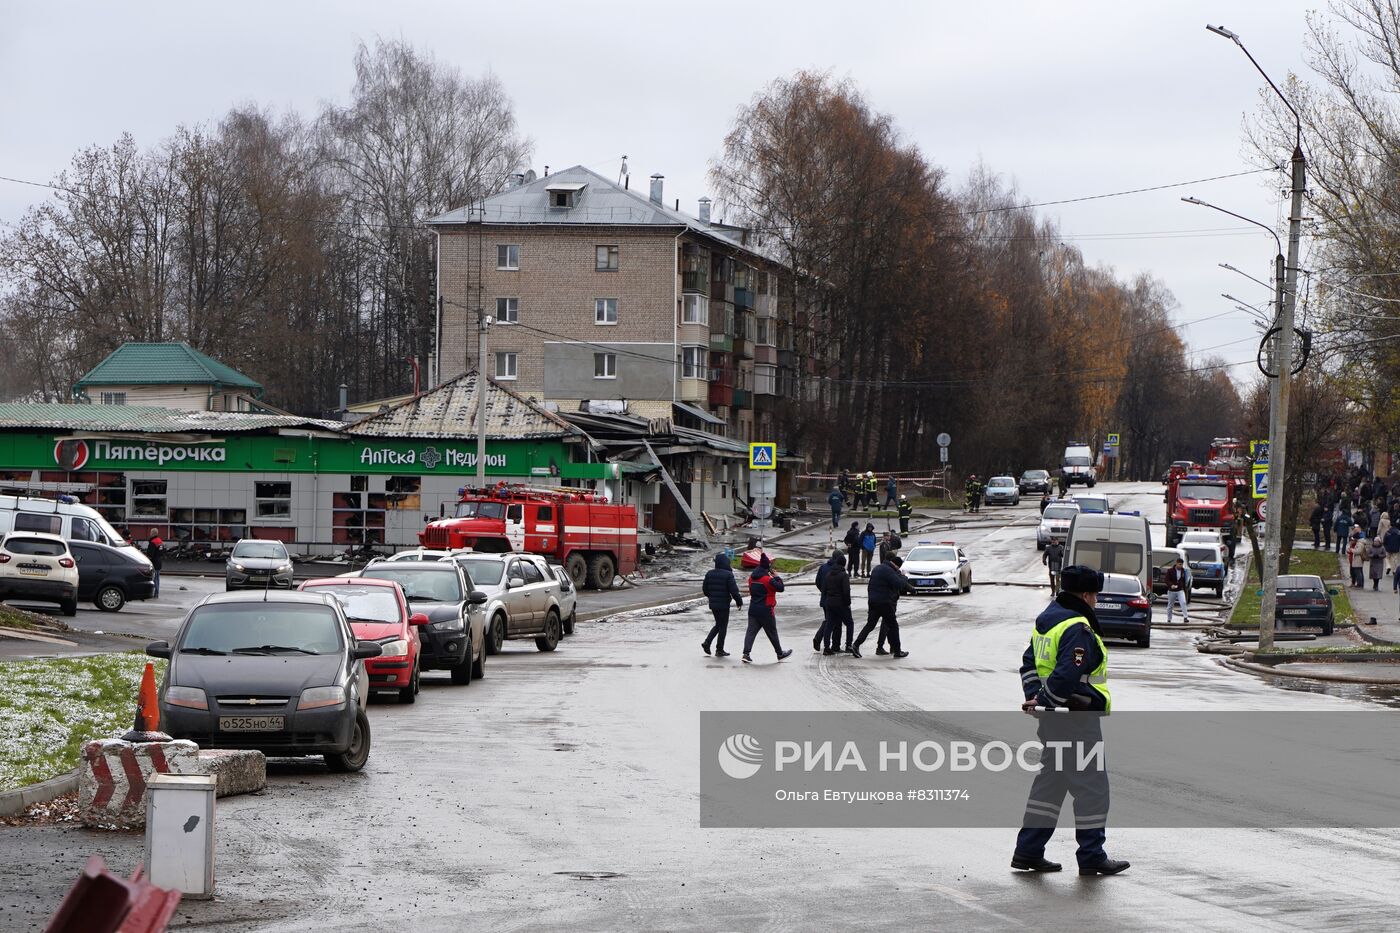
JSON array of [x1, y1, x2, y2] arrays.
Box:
[[965, 474, 983, 513], [897, 495, 913, 534], [864, 471, 878, 511], [1012, 565, 1130, 876]]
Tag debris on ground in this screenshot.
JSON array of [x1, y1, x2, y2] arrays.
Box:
[[0, 791, 80, 827]]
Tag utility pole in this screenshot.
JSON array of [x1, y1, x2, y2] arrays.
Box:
[[1206, 23, 1307, 652], [1258, 146, 1305, 651], [476, 305, 490, 487]]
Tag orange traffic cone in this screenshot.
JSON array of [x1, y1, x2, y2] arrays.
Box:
[[121, 661, 170, 742]]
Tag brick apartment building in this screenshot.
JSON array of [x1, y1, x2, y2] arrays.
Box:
[[427, 165, 811, 444]]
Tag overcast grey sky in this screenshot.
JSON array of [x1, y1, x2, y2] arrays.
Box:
[[2, 0, 1321, 377]]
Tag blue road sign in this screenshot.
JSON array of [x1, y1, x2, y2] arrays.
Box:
[[749, 442, 776, 470]]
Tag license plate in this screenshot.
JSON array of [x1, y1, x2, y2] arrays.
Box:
[[915, 579, 933, 585], [1281, 609, 1308, 616], [18, 567, 48, 576], [219, 716, 284, 732]]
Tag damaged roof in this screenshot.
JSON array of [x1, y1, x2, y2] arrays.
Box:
[[344, 371, 582, 441], [0, 402, 339, 434]]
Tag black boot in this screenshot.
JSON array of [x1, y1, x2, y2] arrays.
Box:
[[1011, 855, 1062, 872], [1079, 859, 1130, 875], [702, 641, 711, 655]]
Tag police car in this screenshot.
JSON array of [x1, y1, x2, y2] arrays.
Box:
[[901, 541, 972, 594]]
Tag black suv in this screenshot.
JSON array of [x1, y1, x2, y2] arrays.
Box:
[[1018, 470, 1051, 495], [71, 540, 156, 611]]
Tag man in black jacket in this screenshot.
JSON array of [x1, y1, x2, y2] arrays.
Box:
[[852, 554, 914, 658], [815, 549, 853, 655], [701, 552, 742, 657], [843, 521, 862, 574]]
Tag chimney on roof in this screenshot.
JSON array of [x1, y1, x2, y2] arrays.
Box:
[[338, 383, 348, 414], [698, 197, 711, 224], [649, 174, 664, 205]]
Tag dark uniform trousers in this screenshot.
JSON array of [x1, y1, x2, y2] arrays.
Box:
[[847, 544, 861, 575], [818, 605, 853, 650], [854, 602, 900, 653], [704, 604, 730, 652], [1015, 713, 1109, 867]]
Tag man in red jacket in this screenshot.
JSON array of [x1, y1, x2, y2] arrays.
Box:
[[743, 555, 792, 664]]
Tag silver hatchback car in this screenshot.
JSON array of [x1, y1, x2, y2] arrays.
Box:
[[226, 539, 295, 590]]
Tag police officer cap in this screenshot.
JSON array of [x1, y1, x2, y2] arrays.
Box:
[[1058, 565, 1104, 594]]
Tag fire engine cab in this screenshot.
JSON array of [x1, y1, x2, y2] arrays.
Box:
[[419, 483, 638, 590]]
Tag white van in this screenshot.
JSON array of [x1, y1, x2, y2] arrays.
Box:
[[0, 495, 150, 566], [1065, 511, 1152, 597], [1061, 443, 1096, 487]]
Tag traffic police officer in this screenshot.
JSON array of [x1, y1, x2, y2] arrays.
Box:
[[1012, 565, 1130, 876]]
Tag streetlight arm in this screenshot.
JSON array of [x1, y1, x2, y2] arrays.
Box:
[[1182, 196, 1283, 255], [1207, 24, 1303, 148], [1220, 262, 1276, 292]]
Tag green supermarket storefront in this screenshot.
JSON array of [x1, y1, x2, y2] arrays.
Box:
[[0, 427, 616, 555]]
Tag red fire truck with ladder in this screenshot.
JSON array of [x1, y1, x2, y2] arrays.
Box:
[[419, 483, 638, 589], [1163, 438, 1252, 546]]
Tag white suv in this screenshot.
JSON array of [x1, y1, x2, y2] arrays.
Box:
[[456, 553, 566, 653], [0, 532, 80, 616], [1037, 501, 1081, 550]]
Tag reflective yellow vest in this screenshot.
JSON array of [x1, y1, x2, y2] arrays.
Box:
[[1030, 616, 1111, 712]]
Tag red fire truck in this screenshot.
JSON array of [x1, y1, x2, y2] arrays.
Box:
[[1163, 440, 1252, 546], [419, 483, 638, 589]]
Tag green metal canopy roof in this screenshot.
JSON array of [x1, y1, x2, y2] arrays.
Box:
[[74, 342, 262, 392]]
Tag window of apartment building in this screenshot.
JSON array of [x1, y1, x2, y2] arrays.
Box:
[[594, 298, 618, 325], [254, 481, 292, 519], [130, 480, 168, 518], [495, 297, 518, 324], [755, 364, 777, 395], [681, 294, 709, 325], [494, 351, 518, 380], [496, 244, 520, 270], [756, 319, 772, 346], [594, 352, 617, 379], [596, 245, 619, 271], [100, 392, 127, 405], [682, 346, 707, 379]]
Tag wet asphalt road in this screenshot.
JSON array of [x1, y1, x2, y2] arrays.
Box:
[[5, 483, 1400, 931]]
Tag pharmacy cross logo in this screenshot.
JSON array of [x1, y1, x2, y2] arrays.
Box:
[[717, 734, 764, 780], [420, 447, 442, 470]]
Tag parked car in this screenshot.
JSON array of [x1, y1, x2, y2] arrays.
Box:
[[1181, 542, 1228, 598], [299, 578, 427, 703], [1095, 572, 1152, 647], [1275, 574, 1336, 636], [983, 476, 1021, 506], [146, 591, 382, 772], [1150, 546, 1193, 603], [550, 564, 578, 636], [1071, 493, 1111, 514], [1018, 470, 1051, 495], [225, 539, 294, 591], [356, 561, 487, 684], [71, 540, 156, 612], [1179, 530, 1225, 547], [1037, 501, 1080, 550], [900, 542, 972, 594], [1162, 460, 1197, 484], [0, 531, 78, 616], [374, 548, 455, 564], [455, 553, 565, 653]]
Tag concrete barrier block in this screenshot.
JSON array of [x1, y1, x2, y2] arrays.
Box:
[[190, 749, 267, 797], [79, 739, 199, 829]]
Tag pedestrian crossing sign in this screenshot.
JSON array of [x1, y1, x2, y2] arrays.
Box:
[[1252, 466, 1268, 499], [749, 442, 776, 470]]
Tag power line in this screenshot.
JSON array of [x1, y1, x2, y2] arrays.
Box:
[[957, 167, 1279, 216]]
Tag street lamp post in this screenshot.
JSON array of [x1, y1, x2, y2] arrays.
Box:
[[1207, 23, 1307, 652]]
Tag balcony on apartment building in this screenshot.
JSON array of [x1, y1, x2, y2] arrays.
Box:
[[708, 362, 734, 407], [731, 387, 752, 409], [733, 286, 754, 310], [681, 269, 709, 294]]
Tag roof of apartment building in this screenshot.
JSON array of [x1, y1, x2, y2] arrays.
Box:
[[0, 402, 340, 434], [426, 165, 777, 263], [343, 371, 584, 442], [74, 342, 262, 391]]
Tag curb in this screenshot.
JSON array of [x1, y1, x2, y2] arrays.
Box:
[[0, 770, 78, 817], [1222, 655, 1400, 684], [579, 591, 701, 623], [1353, 623, 1400, 646]]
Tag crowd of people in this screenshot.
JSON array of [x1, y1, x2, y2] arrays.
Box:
[[1310, 468, 1400, 592], [700, 544, 916, 663]]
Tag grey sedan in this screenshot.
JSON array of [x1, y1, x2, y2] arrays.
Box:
[[226, 538, 295, 590]]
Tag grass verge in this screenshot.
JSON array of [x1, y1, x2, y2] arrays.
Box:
[[1264, 645, 1400, 656], [0, 653, 165, 789], [1229, 545, 1352, 628], [0, 605, 62, 631], [732, 556, 809, 574]]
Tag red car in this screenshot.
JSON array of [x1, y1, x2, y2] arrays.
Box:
[[299, 577, 427, 704]]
